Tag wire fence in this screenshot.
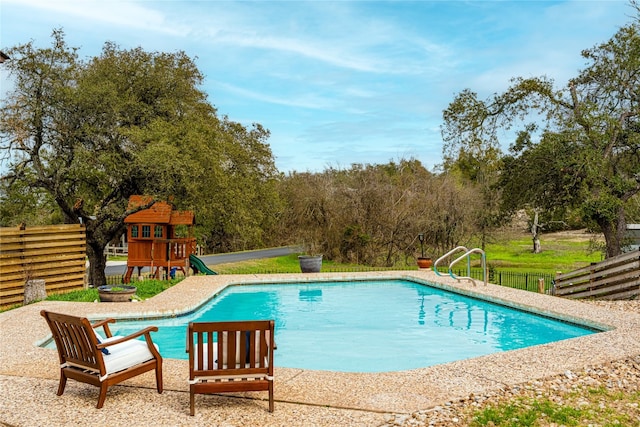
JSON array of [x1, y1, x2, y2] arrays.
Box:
[[105, 266, 556, 293]]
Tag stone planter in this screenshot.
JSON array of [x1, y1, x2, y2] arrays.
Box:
[[98, 285, 137, 302], [298, 255, 323, 273], [417, 257, 433, 269]]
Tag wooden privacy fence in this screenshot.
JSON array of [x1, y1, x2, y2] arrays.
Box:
[[0, 224, 86, 308], [553, 249, 640, 300]]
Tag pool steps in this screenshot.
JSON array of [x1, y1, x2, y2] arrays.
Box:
[[433, 246, 487, 286]]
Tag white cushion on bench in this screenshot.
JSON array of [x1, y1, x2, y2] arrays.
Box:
[[101, 336, 158, 376]]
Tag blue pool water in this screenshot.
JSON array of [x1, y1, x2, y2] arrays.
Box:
[[106, 280, 596, 372]]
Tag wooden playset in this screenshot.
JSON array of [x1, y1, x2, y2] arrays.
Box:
[[123, 195, 199, 283]]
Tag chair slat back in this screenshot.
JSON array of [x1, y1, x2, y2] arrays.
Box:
[[188, 320, 274, 379], [42, 311, 102, 371]]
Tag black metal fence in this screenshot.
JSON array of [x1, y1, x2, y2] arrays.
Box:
[[447, 268, 555, 293]]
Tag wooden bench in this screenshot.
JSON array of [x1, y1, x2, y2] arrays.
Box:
[[187, 320, 275, 415]]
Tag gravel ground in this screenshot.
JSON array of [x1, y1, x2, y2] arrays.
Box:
[[383, 300, 640, 427], [2, 274, 639, 427]]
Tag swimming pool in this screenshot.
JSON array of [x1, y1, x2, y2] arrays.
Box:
[[107, 279, 597, 372]]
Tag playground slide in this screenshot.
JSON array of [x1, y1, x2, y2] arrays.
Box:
[[189, 254, 218, 275]]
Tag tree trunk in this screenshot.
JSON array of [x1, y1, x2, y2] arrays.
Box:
[[86, 242, 108, 287], [532, 237, 541, 254], [480, 226, 487, 251], [599, 207, 626, 258], [531, 209, 542, 254]]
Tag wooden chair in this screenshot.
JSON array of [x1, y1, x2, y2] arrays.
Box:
[[187, 320, 275, 415], [40, 310, 163, 408]]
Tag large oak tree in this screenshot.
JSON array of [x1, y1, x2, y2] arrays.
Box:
[[0, 30, 280, 285], [442, 12, 640, 258]]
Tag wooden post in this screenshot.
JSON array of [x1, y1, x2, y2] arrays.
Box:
[[185, 257, 191, 277], [537, 278, 545, 294]]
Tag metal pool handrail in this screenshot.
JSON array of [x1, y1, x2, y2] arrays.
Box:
[[433, 246, 469, 276], [449, 248, 487, 286]]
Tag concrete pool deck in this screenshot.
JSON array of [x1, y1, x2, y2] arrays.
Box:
[[1, 270, 640, 426]]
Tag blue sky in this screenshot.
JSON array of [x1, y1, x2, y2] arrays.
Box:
[[0, 1, 632, 173]]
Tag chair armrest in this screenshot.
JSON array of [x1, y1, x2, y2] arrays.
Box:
[[98, 326, 159, 347], [91, 318, 116, 338], [97, 326, 162, 361]]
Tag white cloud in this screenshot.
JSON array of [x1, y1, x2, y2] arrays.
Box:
[[1, 0, 632, 173], [3, 0, 189, 36], [213, 80, 338, 111], [180, 1, 452, 76]]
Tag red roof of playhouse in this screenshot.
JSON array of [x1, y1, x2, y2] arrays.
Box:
[[124, 195, 195, 225], [169, 210, 195, 225]]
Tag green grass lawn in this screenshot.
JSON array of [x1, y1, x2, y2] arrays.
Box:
[[212, 231, 603, 275], [468, 387, 640, 427], [482, 232, 603, 274], [44, 278, 184, 303], [212, 253, 307, 274], [211, 253, 412, 274]]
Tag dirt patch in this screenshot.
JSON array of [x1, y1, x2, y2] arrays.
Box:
[[498, 228, 604, 243], [542, 229, 604, 243]]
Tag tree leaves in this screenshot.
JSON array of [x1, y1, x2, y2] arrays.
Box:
[[0, 29, 281, 284], [441, 14, 640, 258]]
